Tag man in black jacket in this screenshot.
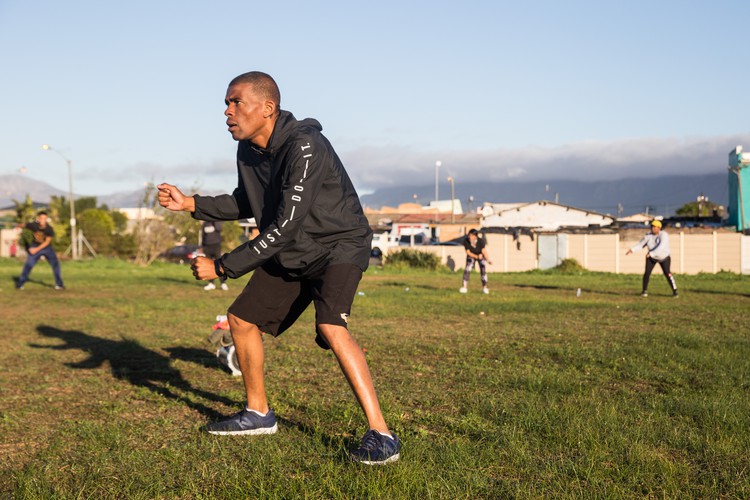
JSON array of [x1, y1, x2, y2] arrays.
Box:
[[157, 71, 399, 464]]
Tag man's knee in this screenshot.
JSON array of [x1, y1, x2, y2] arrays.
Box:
[[228, 313, 261, 339], [317, 323, 350, 348]]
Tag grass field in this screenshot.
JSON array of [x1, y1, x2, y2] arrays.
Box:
[[1, 257, 749, 498]]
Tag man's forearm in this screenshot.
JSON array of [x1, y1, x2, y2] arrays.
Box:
[[183, 196, 196, 212]]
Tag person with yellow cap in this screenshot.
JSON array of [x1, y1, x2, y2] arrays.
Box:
[[626, 219, 678, 297]]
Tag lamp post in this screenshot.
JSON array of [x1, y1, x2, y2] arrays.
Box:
[[42, 144, 78, 260], [447, 176, 455, 224], [434, 160, 441, 202]]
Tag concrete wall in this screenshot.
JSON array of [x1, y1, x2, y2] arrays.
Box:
[[391, 231, 749, 275]]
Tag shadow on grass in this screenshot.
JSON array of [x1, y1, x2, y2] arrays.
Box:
[[167, 346, 354, 458], [165, 346, 220, 369], [9, 276, 56, 288], [275, 412, 356, 463], [511, 283, 632, 297], [512, 282, 750, 299], [32, 325, 237, 420], [156, 276, 196, 285], [683, 288, 750, 299]]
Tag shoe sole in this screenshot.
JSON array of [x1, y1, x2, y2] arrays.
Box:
[[351, 452, 400, 465], [206, 422, 278, 436]]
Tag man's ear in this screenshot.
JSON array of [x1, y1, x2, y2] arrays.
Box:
[[264, 100, 277, 118]]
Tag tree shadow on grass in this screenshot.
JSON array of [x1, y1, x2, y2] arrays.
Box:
[[32, 325, 237, 420]]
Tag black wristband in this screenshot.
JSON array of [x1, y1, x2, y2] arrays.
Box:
[[214, 259, 226, 278]]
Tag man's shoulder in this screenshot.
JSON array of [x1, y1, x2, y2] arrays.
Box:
[[288, 121, 326, 148]]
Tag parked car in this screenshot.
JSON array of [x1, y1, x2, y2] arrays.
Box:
[[160, 244, 202, 264], [430, 240, 462, 246], [371, 231, 400, 257], [398, 233, 427, 246]]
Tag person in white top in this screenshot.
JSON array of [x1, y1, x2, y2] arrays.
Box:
[[626, 220, 678, 297]]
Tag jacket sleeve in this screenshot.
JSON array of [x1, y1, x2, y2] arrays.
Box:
[[629, 235, 648, 254], [219, 138, 328, 278], [192, 177, 253, 221]]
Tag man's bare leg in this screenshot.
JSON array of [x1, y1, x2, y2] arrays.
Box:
[[228, 313, 269, 413], [317, 323, 390, 435]]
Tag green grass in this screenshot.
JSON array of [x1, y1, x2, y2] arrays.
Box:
[[1, 258, 749, 498]]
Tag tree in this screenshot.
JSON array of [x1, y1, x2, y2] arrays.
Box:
[[111, 210, 128, 233], [12, 195, 38, 224], [78, 208, 116, 255], [132, 183, 176, 266], [49, 195, 97, 224], [675, 199, 723, 217], [221, 220, 244, 252], [163, 210, 202, 246]]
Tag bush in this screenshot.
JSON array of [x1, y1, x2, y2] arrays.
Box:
[[78, 208, 116, 255], [552, 258, 586, 274], [111, 233, 138, 259], [384, 248, 442, 270]]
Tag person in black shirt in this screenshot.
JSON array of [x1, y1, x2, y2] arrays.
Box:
[[200, 221, 228, 291], [16, 211, 65, 290], [460, 229, 492, 294]]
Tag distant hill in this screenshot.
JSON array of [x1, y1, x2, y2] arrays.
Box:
[[2, 172, 730, 217], [360, 172, 729, 216], [0, 175, 149, 210], [0, 174, 67, 209]]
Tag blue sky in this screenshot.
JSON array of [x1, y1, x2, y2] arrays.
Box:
[[1, 0, 749, 201]]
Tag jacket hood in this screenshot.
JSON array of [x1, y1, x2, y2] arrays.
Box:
[[265, 110, 322, 154]]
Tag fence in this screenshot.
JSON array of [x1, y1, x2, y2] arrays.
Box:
[[392, 231, 750, 275]]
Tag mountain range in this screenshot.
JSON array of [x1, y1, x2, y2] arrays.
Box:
[[1, 171, 730, 217], [361, 172, 729, 216]]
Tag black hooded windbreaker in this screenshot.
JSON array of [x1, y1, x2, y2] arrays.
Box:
[[192, 111, 372, 279]]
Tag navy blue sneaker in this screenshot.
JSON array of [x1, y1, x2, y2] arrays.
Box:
[[205, 408, 278, 436], [350, 430, 401, 465]]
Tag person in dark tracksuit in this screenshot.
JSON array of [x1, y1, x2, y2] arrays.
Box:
[[626, 220, 678, 298], [157, 72, 399, 465], [460, 229, 492, 294]]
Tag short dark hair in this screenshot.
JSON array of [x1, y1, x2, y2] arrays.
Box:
[[229, 71, 281, 110], [37, 211, 48, 217], [468, 229, 479, 236]]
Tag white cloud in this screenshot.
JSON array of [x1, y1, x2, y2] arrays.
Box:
[[340, 133, 750, 191], [68, 132, 750, 196]]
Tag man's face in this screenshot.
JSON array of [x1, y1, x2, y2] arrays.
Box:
[[651, 224, 660, 235], [37, 214, 48, 226], [224, 83, 269, 143]]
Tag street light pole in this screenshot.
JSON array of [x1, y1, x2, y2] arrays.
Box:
[[42, 144, 78, 260], [435, 160, 441, 202], [447, 176, 455, 224]]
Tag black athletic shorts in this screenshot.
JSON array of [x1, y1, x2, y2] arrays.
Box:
[[227, 262, 363, 338]]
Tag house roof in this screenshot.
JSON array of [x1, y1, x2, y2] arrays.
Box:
[[482, 200, 615, 230], [366, 212, 481, 227]]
